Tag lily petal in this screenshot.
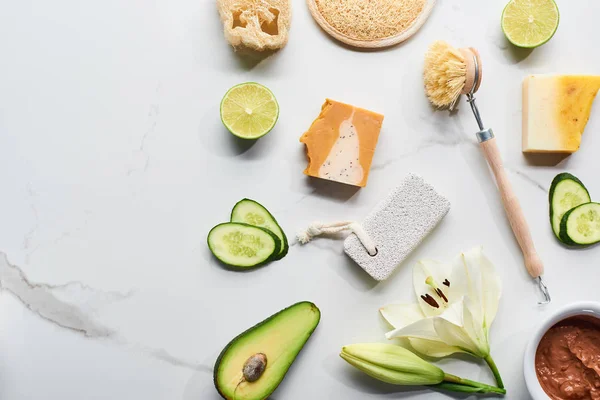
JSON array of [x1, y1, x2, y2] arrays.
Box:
[[433, 299, 486, 357], [413, 259, 452, 317], [449, 253, 476, 311], [451, 247, 501, 332], [473, 248, 502, 329], [462, 296, 490, 356], [437, 297, 464, 326], [386, 315, 441, 341], [409, 338, 466, 358], [385, 316, 464, 356], [380, 303, 424, 329]]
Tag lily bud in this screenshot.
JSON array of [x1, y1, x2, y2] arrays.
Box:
[[340, 343, 445, 386]]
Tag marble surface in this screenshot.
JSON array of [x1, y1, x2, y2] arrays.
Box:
[[1, 0, 599, 399]]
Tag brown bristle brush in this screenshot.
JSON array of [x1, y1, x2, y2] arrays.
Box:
[[424, 41, 550, 305]]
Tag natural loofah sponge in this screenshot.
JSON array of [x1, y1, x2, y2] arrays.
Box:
[[307, 0, 435, 48], [217, 0, 291, 51]]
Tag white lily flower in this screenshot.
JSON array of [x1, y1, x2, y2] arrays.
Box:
[[379, 247, 503, 387]]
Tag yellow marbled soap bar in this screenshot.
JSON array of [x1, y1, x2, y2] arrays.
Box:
[[523, 75, 600, 153]]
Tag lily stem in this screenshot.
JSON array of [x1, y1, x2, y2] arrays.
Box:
[[443, 374, 506, 395], [485, 354, 504, 389]]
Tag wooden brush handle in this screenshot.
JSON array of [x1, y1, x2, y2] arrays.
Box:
[[480, 137, 544, 278]]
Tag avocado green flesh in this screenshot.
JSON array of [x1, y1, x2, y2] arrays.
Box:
[[231, 199, 288, 260], [214, 302, 320, 400]]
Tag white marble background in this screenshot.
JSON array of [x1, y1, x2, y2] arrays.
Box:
[[1, 0, 599, 398]]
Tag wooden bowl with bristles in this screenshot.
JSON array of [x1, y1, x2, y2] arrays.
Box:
[[424, 41, 483, 108], [307, 0, 436, 49]]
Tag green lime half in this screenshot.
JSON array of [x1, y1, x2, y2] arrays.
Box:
[[220, 82, 279, 140], [501, 0, 559, 48]]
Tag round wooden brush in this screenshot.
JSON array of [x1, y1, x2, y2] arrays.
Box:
[[423, 41, 550, 304]]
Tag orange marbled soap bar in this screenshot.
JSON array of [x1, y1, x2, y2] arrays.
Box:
[[299, 99, 384, 188]]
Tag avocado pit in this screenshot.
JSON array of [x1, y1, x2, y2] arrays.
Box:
[[243, 353, 267, 382]]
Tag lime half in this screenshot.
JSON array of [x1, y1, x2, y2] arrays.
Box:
[[220, 82, 279, 140], [502, 0, 559, 48]]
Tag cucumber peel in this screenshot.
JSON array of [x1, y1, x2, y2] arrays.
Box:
[[208, 199, 288, 270], [559, 203, 600, 246], [207, 222, 282, 269], [549, 173, 591, 243], [231, 199, 289, 260]]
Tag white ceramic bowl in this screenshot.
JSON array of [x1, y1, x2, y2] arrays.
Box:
[[524, 301, 600, 399]]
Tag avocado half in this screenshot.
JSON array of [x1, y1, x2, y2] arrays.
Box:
[[214, 301, 321, 400]]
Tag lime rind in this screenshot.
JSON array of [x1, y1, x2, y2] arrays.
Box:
[[501, 0, 559, 48], [220, 82, 279, 140]]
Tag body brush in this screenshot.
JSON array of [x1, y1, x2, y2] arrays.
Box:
[[423, 41, 550, 304]]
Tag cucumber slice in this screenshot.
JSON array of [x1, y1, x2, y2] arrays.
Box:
[[549, 173, 591, 241], [208, 223, 281, 269], [231, 199, 289, 260], [560, 203, 600, 246]]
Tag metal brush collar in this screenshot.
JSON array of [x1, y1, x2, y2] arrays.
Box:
[[465, 54, 494, 143]]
